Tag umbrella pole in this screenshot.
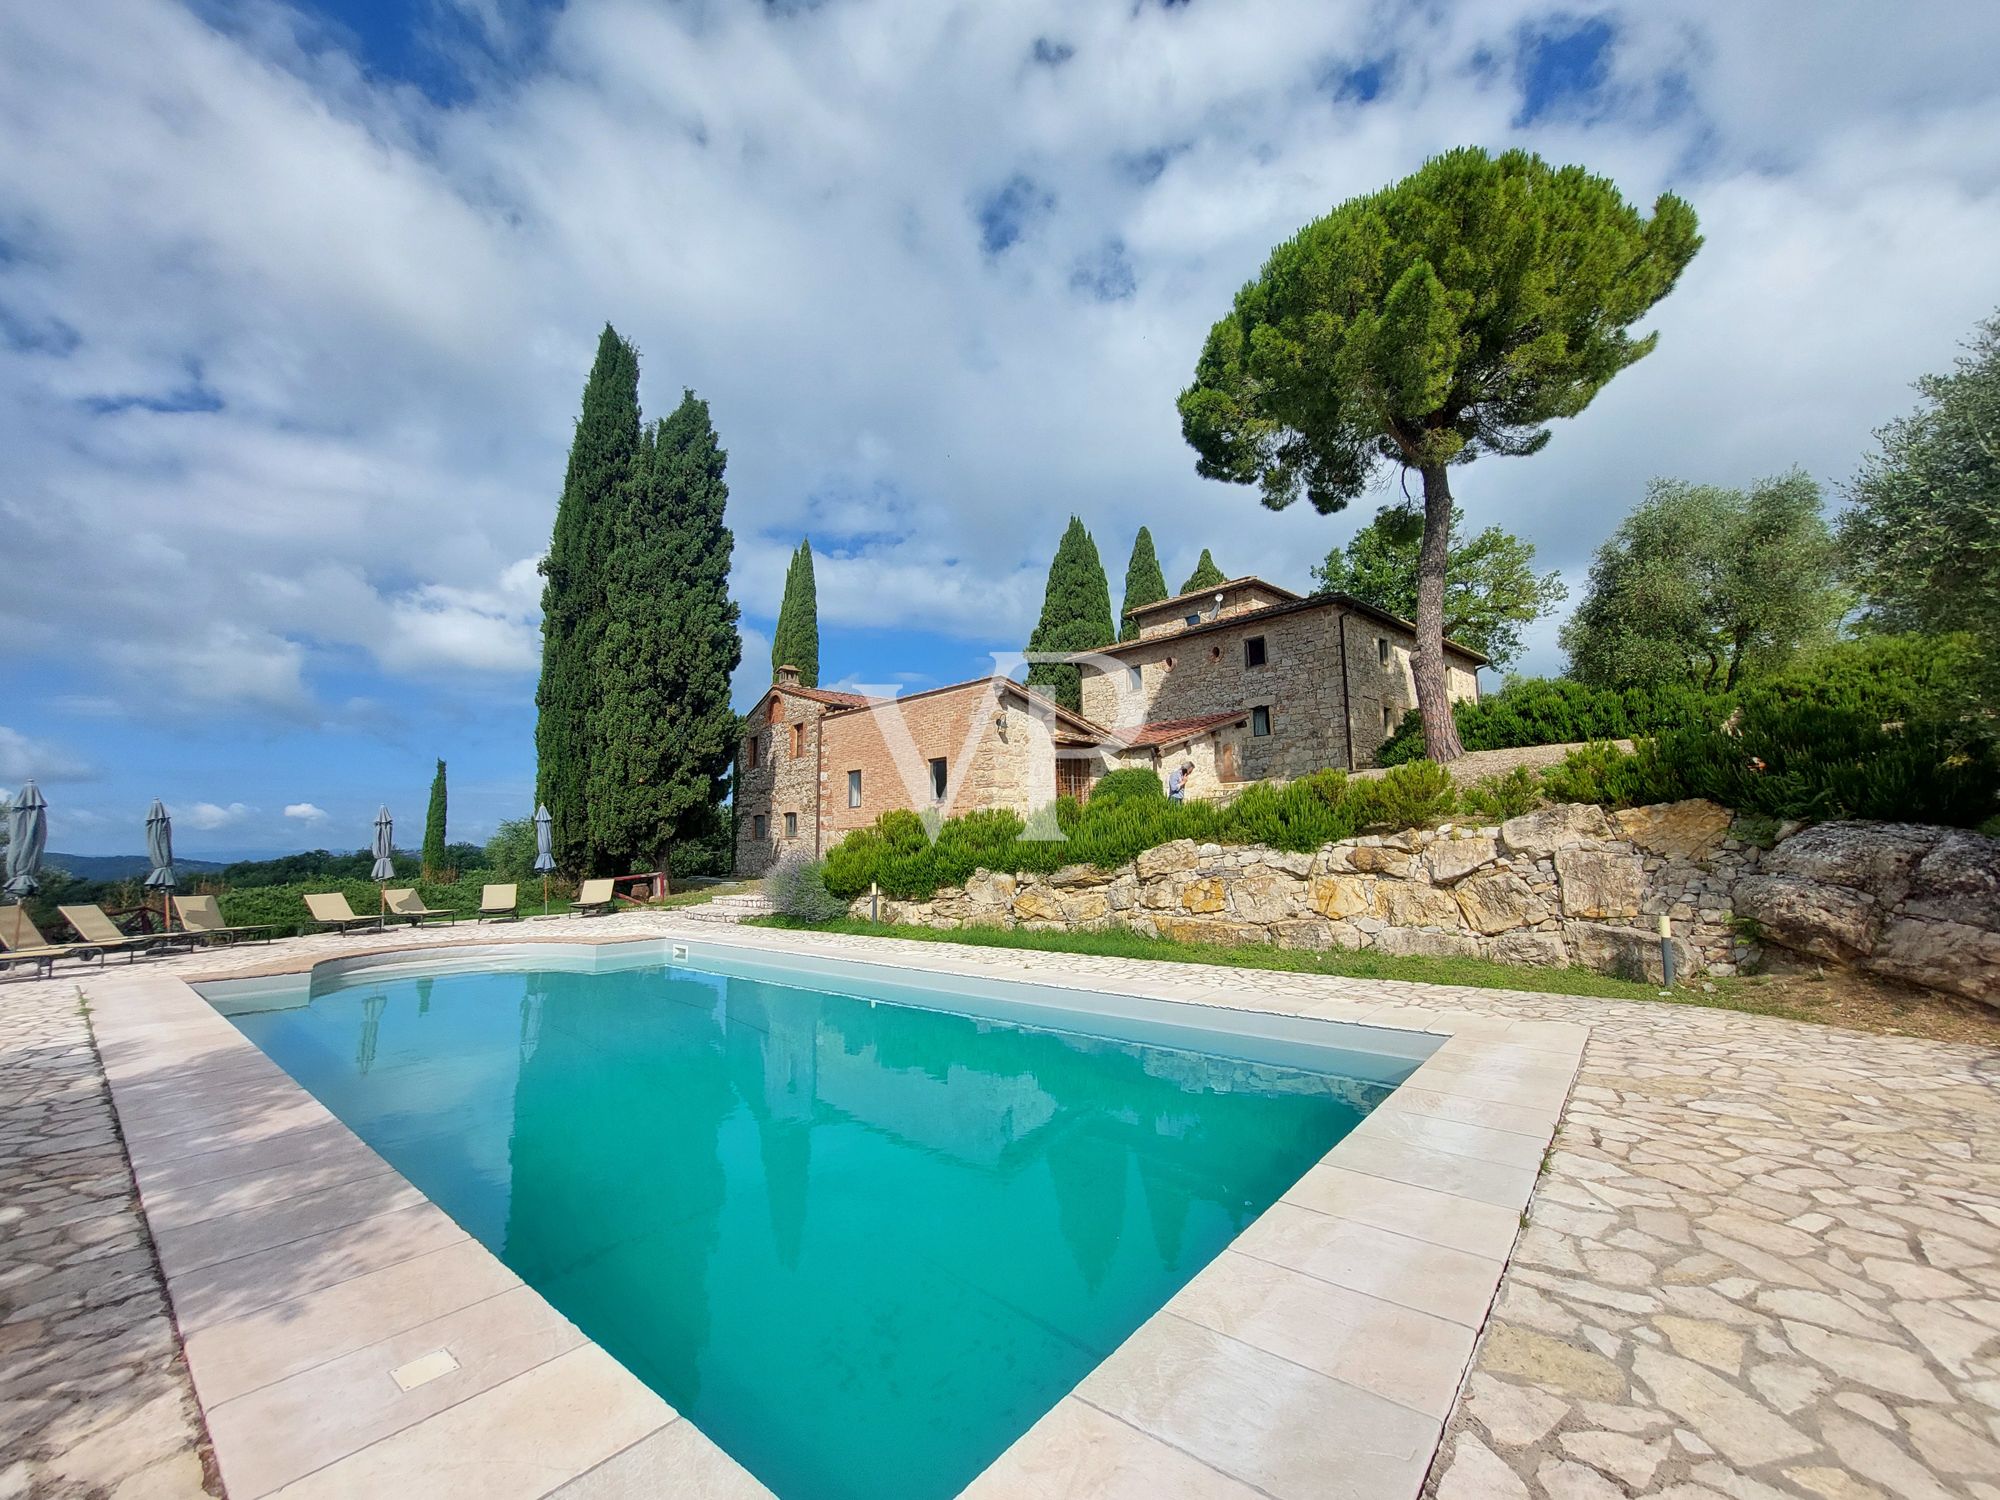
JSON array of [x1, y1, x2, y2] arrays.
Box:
[[543, 873, 549, 916]]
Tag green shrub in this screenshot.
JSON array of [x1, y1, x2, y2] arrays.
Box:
[[1352, 760, 1457, 830], [1375, 678, 1731, 767], [766, 857, 849, 921], [1216, 771, 1361, 851], [1458, 766, 1543, 821], [1656, 697, 1996, 826], [1089, 767, 1166, 807], [1736, 633, 1985, 727], [1538, 740, 1681, 810]]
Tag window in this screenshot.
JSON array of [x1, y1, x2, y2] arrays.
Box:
[[752, 814, 767, 840], [1244, 635, 1266, 668], [1251, 706, 1271, 737], [1210, 644, 1221, 662], [1376, 637, 1390, 666], [929, 757, 948, 801], [1185, 612, 1201, 626], [1127, 665, 1142, 691], [744, 734, 759, 770], [1056, 758, 1093, 802], [1382, 705, 1396, 732], [784, 812, 798, 838], [848, 769, 862, 808], [790, 722, 805, 757]]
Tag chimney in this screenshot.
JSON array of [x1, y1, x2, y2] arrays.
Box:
[[775, 664, 801, 687]]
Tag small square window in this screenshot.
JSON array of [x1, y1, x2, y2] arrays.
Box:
[[784, 812, 798, 838], [752, 814, 767, 840], [848, 769, 862, 808], [1244, 635, 1266, 668], [1185, 612, 1201, 626], [1376, 637, 1390, 666], [929, 757, 948, 801], [1251, 706, 1271, 737]]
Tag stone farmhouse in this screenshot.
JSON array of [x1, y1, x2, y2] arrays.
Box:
[[734, 576, 1486, 875]]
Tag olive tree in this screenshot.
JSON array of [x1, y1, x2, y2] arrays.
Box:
[[1178, 147, 1700, 759]]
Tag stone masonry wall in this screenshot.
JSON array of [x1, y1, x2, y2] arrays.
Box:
[[734, 688, 828, 876], [1080, 602, 1483, 780], [851, 800, 2000, 1003]]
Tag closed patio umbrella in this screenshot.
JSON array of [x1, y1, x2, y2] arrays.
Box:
[[145, 800, 175, 931], [533, 804, 555, 915], [371, 806, 395, 920], [5, 781, 47, 900]]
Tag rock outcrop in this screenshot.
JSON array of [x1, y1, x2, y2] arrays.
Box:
[[1733, 821, 2000, 1002]]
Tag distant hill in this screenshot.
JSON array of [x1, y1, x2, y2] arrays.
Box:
[[44, 852, 230, 881]]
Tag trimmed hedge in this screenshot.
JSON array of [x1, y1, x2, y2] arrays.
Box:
[[1374, 635, 1984, 769], [1375, 678, 1729, 767]]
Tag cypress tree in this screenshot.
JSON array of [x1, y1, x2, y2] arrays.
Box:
[[422, 759, 447, 877], [585, 391, 743, 879], [1180, 547, 1226, 594], [1025, 516, 1115, 714], [770, 539, 820, 686], [536, 325, 641, 872], [1118, 526, 1168, 640]]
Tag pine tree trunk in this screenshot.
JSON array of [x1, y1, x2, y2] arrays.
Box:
[[1415, 464, 1466, 762]]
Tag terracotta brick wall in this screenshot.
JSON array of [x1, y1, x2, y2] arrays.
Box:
[[818, 681, 1048, 845]]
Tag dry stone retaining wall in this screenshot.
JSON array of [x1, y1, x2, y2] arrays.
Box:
[[852, 801, 2000, 1003]]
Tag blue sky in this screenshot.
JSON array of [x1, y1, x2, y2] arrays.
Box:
[[4, 1, 1998, 857]]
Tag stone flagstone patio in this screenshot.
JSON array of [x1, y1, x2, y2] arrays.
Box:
[[3, 911, 1997, 1498]]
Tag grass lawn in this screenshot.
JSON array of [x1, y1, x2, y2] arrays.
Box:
[[744, 915, 1825, 1022], [746, 918, 2000, 1043]]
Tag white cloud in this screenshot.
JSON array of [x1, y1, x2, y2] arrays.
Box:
[[284, 802, 329, 822], [1, 0, 1997, 718], [178, 801, 253, 831], [0, 726, 96, 783]]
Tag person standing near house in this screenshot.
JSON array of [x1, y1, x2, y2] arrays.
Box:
[[1168, 761, 1193, 802]]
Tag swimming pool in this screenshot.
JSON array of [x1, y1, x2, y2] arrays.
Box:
[[200, 945, 1435, 1500]]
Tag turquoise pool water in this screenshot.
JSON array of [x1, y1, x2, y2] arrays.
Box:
[[219, 955, 1410, 1500]]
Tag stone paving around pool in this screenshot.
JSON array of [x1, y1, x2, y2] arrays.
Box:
[[3, 910, 1998, 1499]]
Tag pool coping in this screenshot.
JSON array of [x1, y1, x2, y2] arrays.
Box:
[[80, 924, 1587, 1500]]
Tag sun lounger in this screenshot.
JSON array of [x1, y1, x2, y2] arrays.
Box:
[[304, 892, 382, 934], [479, 883, 519, 922], [569, 878, 617, 916], [173, 895, 275, 944], [0, 906, 105, 973], [384, 889, 457, 926], [58, 904, 194, 960]]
